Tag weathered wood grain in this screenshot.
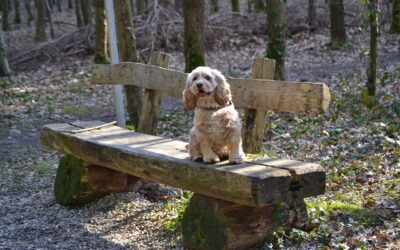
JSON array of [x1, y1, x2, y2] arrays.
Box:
[[41, 121, 295, 207], [137, 52, 171, 135], [253, 158, 326, 198], [242, 58, 275, 153], [91, 62, 331, 114]]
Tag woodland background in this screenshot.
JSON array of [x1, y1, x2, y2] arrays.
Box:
[[0, 0, 399, 249]]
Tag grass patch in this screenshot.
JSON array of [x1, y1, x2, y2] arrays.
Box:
[[164, 191, 192, 232], [307, 201, 382, 227], [62, 105, 102, 117], [382, 178, 400, 205]]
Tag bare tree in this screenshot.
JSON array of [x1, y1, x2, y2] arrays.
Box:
[[210, 0, 218, 13], [14, 0, 21, 24], [184, 0, 205, 72], [2, 0, 9, 31], [136, 0, 148, 13], [34, 0, 46, 41], [114, 0, 142, 128], [329, 0, 347, 47], [24, 0, 34, 25], [308, 0, 316, 31], [75, 0, 83, 27], [390, 0, 400, 33], [45, 0, 54, 38], [367, 0, 379, 96], [0, 26, 10, 76], [81, 0, 91, 26], [266, 0, 286, 80], [94, 0, 108, 64]]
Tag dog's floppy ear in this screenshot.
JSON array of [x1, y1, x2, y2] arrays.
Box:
[[212, 69, 232, 106], [183, 73, 197, 110]]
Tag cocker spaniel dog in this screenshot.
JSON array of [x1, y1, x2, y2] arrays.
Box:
[[183, 66, 245, 164]]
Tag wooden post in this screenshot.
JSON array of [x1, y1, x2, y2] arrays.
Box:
[[242, 58, 276, 153], [54, 155, 142, 206], [137, 52, 171, 135], [182, 194, 308, 250]]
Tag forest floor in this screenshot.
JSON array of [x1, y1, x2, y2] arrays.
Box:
[[1, 7, 400, 250]]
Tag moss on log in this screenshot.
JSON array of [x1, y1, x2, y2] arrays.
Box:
[[54, 155, 140, 206], [182, 194, 308, 250]]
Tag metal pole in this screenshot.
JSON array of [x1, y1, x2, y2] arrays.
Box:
[[104, 0, 126, 127]]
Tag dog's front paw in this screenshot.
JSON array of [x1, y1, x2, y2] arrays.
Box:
[[190, 155, 203, 162], [203, 155, 220, 164], [229, 154, 245, 164]]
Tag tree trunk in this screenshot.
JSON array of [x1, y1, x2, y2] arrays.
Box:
[[367, 0, 378, 96], [14, 0, 21, 24], [81, 0, 91, 26], [210, 0, 218, 13], [329, 0, 347, 47], [231, 0, 239, 12], [2, 0, 9, 31], [68, 0, 73, 9], [45, 0, 54, 38], [266, 0, 286, 80], [94, 0, 108, 64], [114, 0, 142, 128], [24, 0, 34, 25], [0, 28, 11, 76], [56, 0, 61, 11], [184, 0, 205, 73], [75, 0, 83, 27], [136, 0, 148, 13], [390, 0, 400, 33], [308, 0, 316, 31], [34, 0, 46, 41]]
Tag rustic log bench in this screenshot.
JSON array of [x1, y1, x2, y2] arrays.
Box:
[[40, 53, 330, 250]]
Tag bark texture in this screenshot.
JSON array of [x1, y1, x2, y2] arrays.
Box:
[[75, 0, 83, 27], [34, 0, 46, 41], [367, 0, 378, 96], [308, 0, 316, 31], [0, 28, 11, 76], [182, 194, 308, 250], [184, 0, 205, 73], [329, 0, 347, 46], [266, 0, 286, 80], [114, 0, 142, 128], [24, 0, 34, 25], [94, 0, 108, 64], [14, 0, 21, 24], [2, 0, 9, 31]]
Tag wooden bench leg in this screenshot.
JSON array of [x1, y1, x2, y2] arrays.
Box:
[[54, 155, 142, 206], [182, 194, 308, 250]]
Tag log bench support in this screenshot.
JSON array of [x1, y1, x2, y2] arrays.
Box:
[[182, 194, 308, 250]]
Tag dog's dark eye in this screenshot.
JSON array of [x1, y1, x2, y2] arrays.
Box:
[[193, 76, 198, 81], [204, 75, 211, 81]]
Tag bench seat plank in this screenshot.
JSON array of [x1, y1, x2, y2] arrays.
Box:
[[41, 121, 324, 206]]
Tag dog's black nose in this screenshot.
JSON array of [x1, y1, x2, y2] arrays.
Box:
[[196, 83, 203, 88]]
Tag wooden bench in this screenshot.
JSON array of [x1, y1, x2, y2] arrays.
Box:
[[41, 53, 330, 250]]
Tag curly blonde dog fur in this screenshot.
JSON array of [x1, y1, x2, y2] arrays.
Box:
[[183, 66, 245, 164]]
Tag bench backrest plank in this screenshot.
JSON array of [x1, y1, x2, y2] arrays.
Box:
[[91, 63, 330, 114], [40, 121, 325, 207]]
